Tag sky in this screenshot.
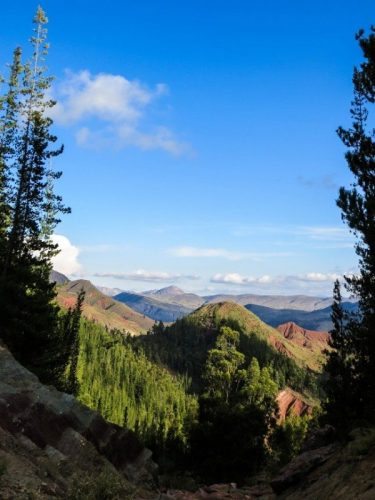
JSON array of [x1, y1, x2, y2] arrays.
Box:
[[1, 1, 373, 296]]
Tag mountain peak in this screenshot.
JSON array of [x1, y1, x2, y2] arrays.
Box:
[[150, 285, 185, 296]]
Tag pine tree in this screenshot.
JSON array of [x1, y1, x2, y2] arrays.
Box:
[[0, 8, 69, 384], [323, 281, 357, 430], [0, 48, 22, 270], [324, 27, 375, 426], [202, 326, 245, 403], [63, 289, 85, 395], [191, 327, 278, 483]]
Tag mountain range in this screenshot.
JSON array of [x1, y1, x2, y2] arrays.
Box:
[[52, 273, 331, 372], [50, 271, 357, 332], [113, 284, 357, 331]]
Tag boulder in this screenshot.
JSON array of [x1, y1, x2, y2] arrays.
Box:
[[0, 342, 156, 498]]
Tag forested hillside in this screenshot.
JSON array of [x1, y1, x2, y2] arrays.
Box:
[[133, 302, 324, 393], [76, 318, 198, 454]]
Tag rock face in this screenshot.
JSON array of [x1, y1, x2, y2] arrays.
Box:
[[276, 388, 314, 421], [276, 322, 330, 350], [0, 343, 156, 498]]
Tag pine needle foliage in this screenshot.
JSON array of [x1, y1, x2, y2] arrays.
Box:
[[0, 8, 70, 385], [324, 27, 375, 428]]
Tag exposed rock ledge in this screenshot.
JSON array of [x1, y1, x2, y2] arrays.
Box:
[[276, 388, 314, 422], [0, 343, 156, 499]]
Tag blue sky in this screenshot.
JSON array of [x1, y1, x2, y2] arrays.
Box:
[[2, 1, 373, 296]]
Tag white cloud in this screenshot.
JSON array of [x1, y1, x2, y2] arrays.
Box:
[[51, 234, 81, 275], [300, 272, 341, 282], [93, 270, 200, 283], [211, 273, 274, 285], [169, 246, 292, 261], [52, 70, 165, 124], [51, 70, 189, 155], [210, 271, 350, 287]]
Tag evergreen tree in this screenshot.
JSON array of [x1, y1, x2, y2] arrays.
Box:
[[191, 326, 278, 483], [203, 326, 245, 403], [323, 280, 357, 430], [0, 8, 69, 384], [324, 27, 375, 426], [63, 289, 85, 395]]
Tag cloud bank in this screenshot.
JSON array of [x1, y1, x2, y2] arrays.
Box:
[[169, 246, 292, 261], [210, 271, 346, 287], [94, 270, 200, 283]]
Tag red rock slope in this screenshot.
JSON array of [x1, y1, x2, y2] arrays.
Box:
[[276, 321, 330, 369], [276, 388, 314, 421]]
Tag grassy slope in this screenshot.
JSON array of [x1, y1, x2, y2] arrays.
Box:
[[56, 279, 154, 335], [189, 302, 327, 371]]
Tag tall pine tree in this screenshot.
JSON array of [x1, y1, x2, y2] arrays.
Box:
[[324, 27, 375, 427], [0, 7, 70, 384], [323, 280, 357, 430]]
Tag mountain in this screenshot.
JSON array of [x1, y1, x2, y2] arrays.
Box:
[[56, 279, 154, 334], [246, 302, 358, 331], [204, 293, 335, 312], [114, 286, 358, 329], [96, 285, 124, 297], [115, 291, 193, 323], [50, 269, 69, 285], [143, 286, 204, 309], [188, 302, 327, 371], [145, 285, 185, 297]]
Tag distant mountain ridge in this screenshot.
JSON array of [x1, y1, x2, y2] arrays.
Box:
[[203, 293, 335, 312], [114, 290, 193, 323], [144, 285, 186, 297], [113, 285, 358, 330], [96, 285, 124, 297]]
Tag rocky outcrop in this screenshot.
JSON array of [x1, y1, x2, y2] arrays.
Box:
[[159, 482, 275, 499], [163, 428, 375, 500], [0, 343, 156, 498], [276, 388, 314, 421], [272, 427, 375, 499], [276, 322, 330, 351], [271, 444, 337, 494]]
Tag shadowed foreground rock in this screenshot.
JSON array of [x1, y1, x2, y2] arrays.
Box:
[[0, 343, 156, 499], [163, 428, 375, 500]]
